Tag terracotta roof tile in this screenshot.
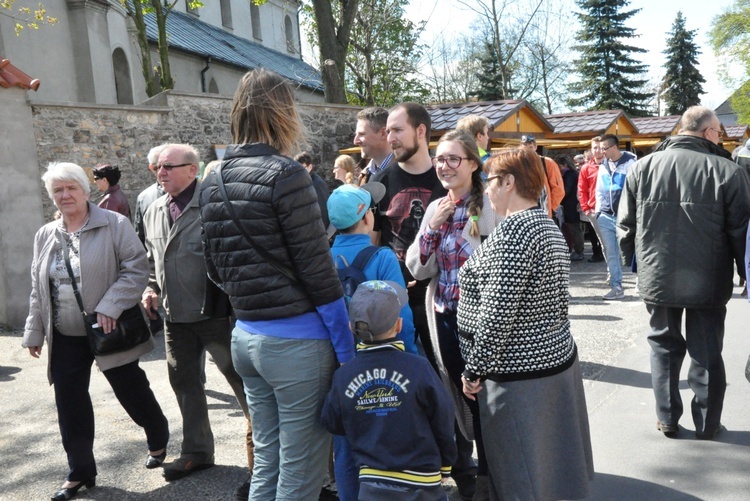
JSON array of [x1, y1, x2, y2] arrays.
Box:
[[631, 115, 680, 135], [0, 59, 40, 91]]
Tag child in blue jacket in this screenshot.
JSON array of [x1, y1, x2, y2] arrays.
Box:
[[321, 281, 457, 500]]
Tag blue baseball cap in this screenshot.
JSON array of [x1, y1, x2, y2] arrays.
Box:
[[327, 182, 385, 230]]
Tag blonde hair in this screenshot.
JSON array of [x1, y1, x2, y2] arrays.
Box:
[[230, 69, 305, 155], [334, 155, 357, 185]]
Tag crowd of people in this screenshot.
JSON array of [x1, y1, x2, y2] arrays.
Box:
[[21, 66, 749, 501]]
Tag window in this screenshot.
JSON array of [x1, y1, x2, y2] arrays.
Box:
[[220, 0, 232, 28], [112, 48, 133, 105], [250, 3, 262, 41], [284, 15, 295, 53]]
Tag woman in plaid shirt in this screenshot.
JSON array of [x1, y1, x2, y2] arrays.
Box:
[[406, 131, 502, 499]]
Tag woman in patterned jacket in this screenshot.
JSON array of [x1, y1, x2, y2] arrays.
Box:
[[457, 150, 594, 501]]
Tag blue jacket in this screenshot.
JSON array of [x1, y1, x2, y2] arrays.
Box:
[[331, 233, 417, 354], [321, 341, 457, 487], [596, 151, 636, 216]]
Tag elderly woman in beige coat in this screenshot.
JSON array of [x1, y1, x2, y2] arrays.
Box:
[[23, 162, 169, 501]]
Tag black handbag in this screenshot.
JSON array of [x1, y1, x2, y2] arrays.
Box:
[[61, 234, 152, 355]]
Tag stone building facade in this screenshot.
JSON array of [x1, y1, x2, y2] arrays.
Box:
[[1, 90, 359, 327]]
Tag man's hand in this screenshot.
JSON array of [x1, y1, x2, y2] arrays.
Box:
[[97, 313, 117, 334], [28, 346, 42, 358], [142, 291, 159, 320]]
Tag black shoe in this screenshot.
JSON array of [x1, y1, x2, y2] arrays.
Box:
[[163, 456, 215, 481], [696, 424, 726, 440], [588, 254, 605, 263], [454, 474, 476, 501], [235, 477, 251, 501], [656, 421, 679, 437], [145, 450, 167, 469], [51, 478, 95, 501]]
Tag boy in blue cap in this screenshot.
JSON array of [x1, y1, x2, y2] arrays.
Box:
[[321, 281, 456, 501]]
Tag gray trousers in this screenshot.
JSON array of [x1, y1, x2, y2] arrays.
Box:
[[231, 326, 335, 501], [646, 305, 727, 434], [165, 317, 249, 461]]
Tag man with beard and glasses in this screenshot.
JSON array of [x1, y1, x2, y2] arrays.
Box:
[[371, 104, 478, 499]]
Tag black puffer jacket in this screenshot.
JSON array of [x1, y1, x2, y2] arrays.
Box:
[[618, 135, 750, 308], [199, 143, 343, 320]]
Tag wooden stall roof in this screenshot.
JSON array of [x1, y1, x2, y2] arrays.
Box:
[[427, 99, 554, 137], [725, 124, 749, 142], [544, 110, 638, 140], [631, 116, 680, 136], [0, 59, 40, 91]]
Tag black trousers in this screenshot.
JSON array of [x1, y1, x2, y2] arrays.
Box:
[[646, 305, 727, 434], [435, 311, 486, 476], [50, 330, 169, 481]]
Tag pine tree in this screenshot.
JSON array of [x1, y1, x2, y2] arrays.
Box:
[[567, 0, 652, 117], [472, 42, 516, 101], [662, 12, 705, 115]]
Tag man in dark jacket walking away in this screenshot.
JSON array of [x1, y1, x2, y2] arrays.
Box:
[[618, 106, 750, 440]]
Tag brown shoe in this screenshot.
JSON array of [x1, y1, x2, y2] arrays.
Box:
[[163, 456, 215, 481], [656, 421, 679, 436]]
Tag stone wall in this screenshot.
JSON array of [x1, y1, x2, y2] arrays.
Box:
[[1, 91, 360, 328], [30, 91, 360, 220]]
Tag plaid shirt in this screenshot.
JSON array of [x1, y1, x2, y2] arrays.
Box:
[[419, 199, 472, 312]]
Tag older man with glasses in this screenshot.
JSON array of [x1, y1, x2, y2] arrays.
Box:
[[595, 134, 637, 300], [617, 106, 750, 440]]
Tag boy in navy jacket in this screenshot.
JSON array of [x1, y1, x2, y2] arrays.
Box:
[[321, 281, 457, 500]]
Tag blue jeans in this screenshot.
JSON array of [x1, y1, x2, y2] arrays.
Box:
[[597, 213, 622, 287], [646, 305, 727, 433], [333, 435, 359, 501], [231, 327, 336, 500]]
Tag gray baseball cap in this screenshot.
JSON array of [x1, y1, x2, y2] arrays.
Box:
[[348, 280, 408, 342]]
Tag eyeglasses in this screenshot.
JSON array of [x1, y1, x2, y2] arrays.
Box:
[[154, 162, 192, 172], [432, 155, 469, 169], [602, 143, 617, 151], [703, 127, 725, 138], [486, 174, 503, 184]]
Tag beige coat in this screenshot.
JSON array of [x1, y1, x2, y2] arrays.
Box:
[[142, 181, 209, 323], [405, 194, 502, 440], [23, 202, 153, 383]]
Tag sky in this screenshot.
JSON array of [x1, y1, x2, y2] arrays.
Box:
[[404, 0, 739, 110]]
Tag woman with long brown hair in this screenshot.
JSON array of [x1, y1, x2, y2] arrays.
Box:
[[406, 130, 502, 498], [199, 69, 354, 500]]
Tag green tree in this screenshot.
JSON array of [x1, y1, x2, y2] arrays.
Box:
[[345, 0, 427, 106], [472, 41, 514, 100], [1, 0, 57, 35], [662, 12, 705, 115], [709, 0, 750, 123], [567, 0, 652, 116], [121, 0, 203, 98]]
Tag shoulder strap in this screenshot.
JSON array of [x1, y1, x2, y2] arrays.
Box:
[[351, 246, 382, 272], [214, 162, 299, 284], [60, 234, 88, 318]]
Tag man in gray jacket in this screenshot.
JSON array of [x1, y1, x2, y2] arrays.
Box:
[[618, 106, 750, 440], [142, 144, 252, 482]]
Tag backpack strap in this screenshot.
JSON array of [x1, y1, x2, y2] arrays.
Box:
[[351, 245, 382, 272]]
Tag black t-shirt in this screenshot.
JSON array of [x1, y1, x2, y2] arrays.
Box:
[[372, 164, 447, 271]]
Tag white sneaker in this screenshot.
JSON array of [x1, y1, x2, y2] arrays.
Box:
[[603, 287, 625, 300]]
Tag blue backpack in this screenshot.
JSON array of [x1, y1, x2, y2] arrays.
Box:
[[335, 246, 383, 307]]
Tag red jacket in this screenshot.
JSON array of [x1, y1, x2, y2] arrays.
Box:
[[577, 157, 599, 213]]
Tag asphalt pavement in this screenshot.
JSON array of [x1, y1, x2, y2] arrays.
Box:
[[1, 251, 749, 500]]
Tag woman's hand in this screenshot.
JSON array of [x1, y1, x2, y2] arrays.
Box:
[[428, 197, 456, 231], [97, 313, 117, 334], [28, 346, 42, 358], [462, 377, 483, 401]]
